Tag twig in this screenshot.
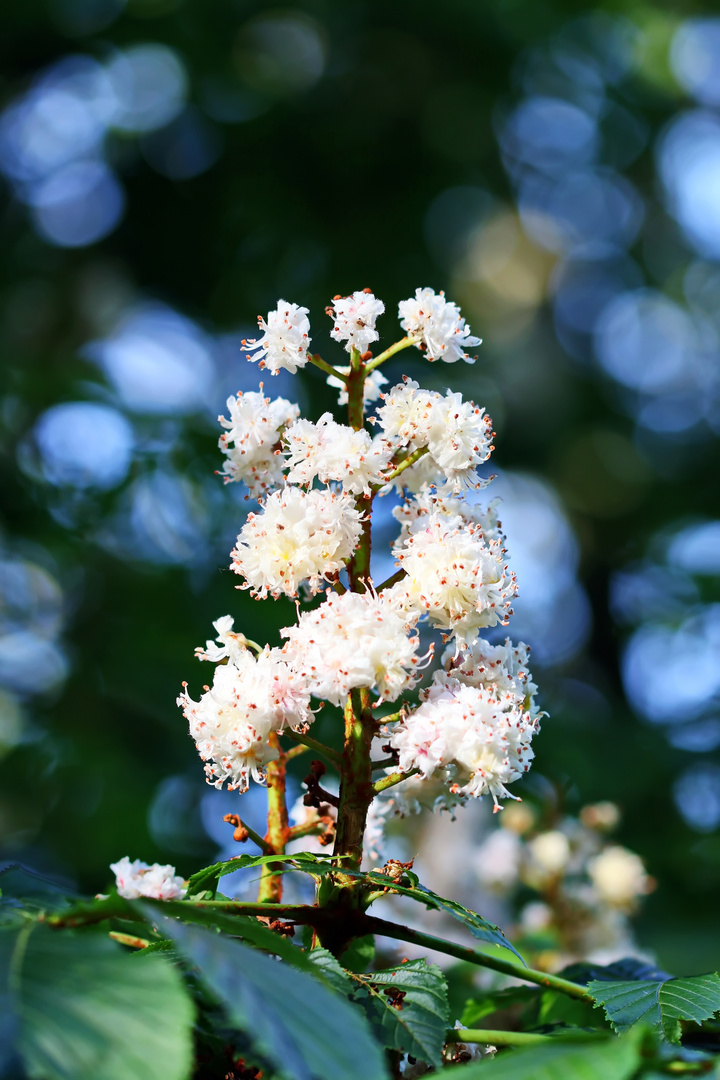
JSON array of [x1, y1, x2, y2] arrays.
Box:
[[307, 353, 348, 381], [365, 336, 418, 373], [373, 767, 419, 794], [364, 916, 593, 1001], [283, 729, 343, 767], [376, 568, 406, 592]]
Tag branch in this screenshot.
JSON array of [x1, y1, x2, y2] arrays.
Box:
[[365, 336, 418, 373], [376, 568, 406, 593], [364, 916, 593, 1002], [282, 728, 343, 767], [307, 353, 348, 381], [373, 767, 419, 794], [381, 445, 429, 484], [222, 814, 272, 855]]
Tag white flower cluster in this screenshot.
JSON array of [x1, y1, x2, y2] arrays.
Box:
[[388, 511, 516, 648], [328, 289, 385, 354], [181, 285, 541, 818], [218, 389, 298, 497], [243, 300, 311, 374], [110, 857, 185, 900], [282, 589, 430, 707], [230, 486, 363, 599], [378, 638, 539, 819], [399, 287, 482, 364], [178, 618, 313, 791], [283, 412, 392, 495], [246, 288, 479, 379], [376, 379, 494, 493]]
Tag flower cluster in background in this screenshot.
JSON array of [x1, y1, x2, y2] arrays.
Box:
[[473, 800, 654, 969]]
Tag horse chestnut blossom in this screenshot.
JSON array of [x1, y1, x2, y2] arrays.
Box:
[[179, 285, 541, 889], [398, 287, 482, 363], [389, 511, 517, 648], [389, 677, 537, 808], [328, 289, 385, 354], [283, 413, 392, 495], [376, 379, 494, 493], [177, 629, 313, 790], [111, 857, 185, 900], [243, 299, 311, 374], [281, 589, 431, 706], [230, 486, 363, 598], [218, 388, 299, 496]]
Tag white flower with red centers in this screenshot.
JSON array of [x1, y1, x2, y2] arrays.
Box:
[[328, 289, 385, 355], [375, 378, 441, 449], [426, 390, 494, 492], [218, 389, 298, 497], [110, 857, 185, 900], [441, 636, 540, 719], [393, 489, 502, 545], [282, 589, 430, 706], [243, 300, 311, 374], [388, 676, 538, 809], [398, 287, 482, 364], [389, 511, 517, 649], [177, 642, 313, 791], [230, 486, 363, 599], [283, 413, 392, 495]]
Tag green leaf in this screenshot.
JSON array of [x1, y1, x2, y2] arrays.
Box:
[[559, 958, 672, 985], [538, 989, 611, 1031], [341, 933, 376, 973], [362, 872, 524, 963], [1, 923, 193, 1080], [157, 915, 389, 1080], [351, 959, 449, 1067], [307, 947, 355, 994], [186, 851, 339, 899], [450, 1030, 642, 1080], [460, 986, 541, 1028], [588, 973, 720, 1043], [140, 898, 309, 968]]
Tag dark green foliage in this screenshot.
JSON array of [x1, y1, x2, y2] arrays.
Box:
[[451, 1030, 644, 1080], [588, 972, 720, 1043], [349, 959, 450, 1066], [0, 923, 194, 1080], [157, 916, 389, 1080]]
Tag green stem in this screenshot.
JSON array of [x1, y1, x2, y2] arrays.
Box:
[[282, 728, 343, 767], [308, 353, 348, 381], [332, 689, 374, 872], [376, 568, 406, 592], [365, 336, 418, 373], [364, 916, 593, 1002], [258, 733, 289, 904], [448, 1029, 557, 1047], [287, 820, 327, 841], [376, 709, 404, 725], [371, 757, 399, 771], [382, 445, 429, 484], [235, 819, 273, 855], [373, 767, 419, 794]]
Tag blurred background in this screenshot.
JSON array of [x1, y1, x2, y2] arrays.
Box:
[[1, 0, 719, 975]]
